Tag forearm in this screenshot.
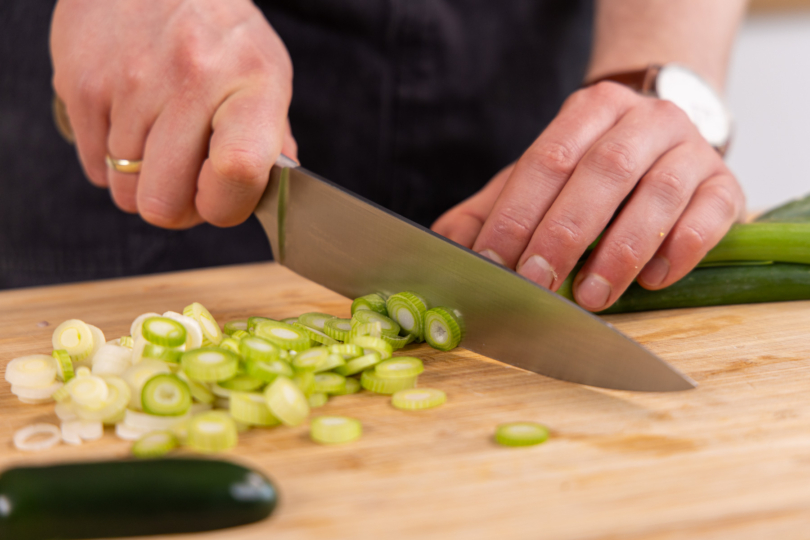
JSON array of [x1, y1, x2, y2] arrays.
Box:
[[587, 0, 749, 90]]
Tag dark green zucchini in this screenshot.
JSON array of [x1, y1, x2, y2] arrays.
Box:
[[0, 458, 277, 540], [596, 263, 810, 314]]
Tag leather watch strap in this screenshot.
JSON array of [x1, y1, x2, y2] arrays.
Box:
[[585, 65, 662, 94]]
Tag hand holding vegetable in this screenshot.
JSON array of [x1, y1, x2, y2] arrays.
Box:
[[432, 81, 746, 312], [50, 0, 296, 229]]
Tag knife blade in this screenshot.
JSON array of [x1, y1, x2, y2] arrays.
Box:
[[254, 162, 695, 392]]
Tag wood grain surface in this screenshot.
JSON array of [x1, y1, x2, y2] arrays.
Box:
[[2, 262, 810, 539]]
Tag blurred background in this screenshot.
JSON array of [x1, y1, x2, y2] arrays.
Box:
[[728, 0, 810, 211]]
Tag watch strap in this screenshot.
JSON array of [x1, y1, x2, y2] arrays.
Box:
[[584, 65, 662, 94]]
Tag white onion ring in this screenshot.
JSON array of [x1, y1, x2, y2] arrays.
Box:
[[14, 423, 61, 452]]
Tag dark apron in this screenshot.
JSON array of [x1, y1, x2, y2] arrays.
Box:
[[0, 0, 592, 289]]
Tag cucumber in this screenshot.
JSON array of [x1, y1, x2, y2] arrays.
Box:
[[755, 192, 810, 223], [597, 263, 810, 314], [0, 458, 277, 539]]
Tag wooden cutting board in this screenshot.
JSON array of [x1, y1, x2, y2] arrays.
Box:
[[2, 262, 810, 540]]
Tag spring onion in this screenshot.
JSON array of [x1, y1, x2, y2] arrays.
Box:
[[90, 344, 133, 376], [385, 291, 428, 341], [52, 319, 94, 363], [424, 307, 464, 351], [141, 374, 192, 416], [118, 336, 134, 348], [391, 388, 446, 410], [333, 352, 382, 376], [292, 372, 315, 396], [141, 317, 187, 348], [230, 392, 280, 426], [75, 376, 131, 423], [218, 374, 265, 393], [350, 336, 393, 360], [53, 349, 74, 382], [264, 376, 309, 426], [313, 372, 347, 394], [181, 348, 239, 382], [187, 411, 238, 453], [360, 369, 417, 394], [330, 377, 361, 396], [132, 430, 178, 458], [231, 329, 250, 340], [297, 312, 335, 331], [310, 416, 362, 444], [183, 302, 223, 346], [11, 381, 63, 402], [351, 293, 387, 315], [294, 322, 339, 346], [380, 332, 415, 350], [246, 358, 294, 383], [163, 311, 204, 350], [116, 422, 150, 441], [281, 317, 299, 325], [177, 372, 215, 404], [494, 422, 550, 447], [247, 316, 275, 333], [323, 318, 352, 341], [238, 335, 279, 363], [291, 347, 330, 372], [142, 343, 183, 364], [223, 320, 249, 336], [351, 310, 400, 336], [329, 343, 363, 359], [14, 423, 62, 452], [254, 320, 312, 351], [131, 312, 162, 342], [5, 355, 57, 387], [122, 359, 171, 410], [308, 392, 328, 408], [217, 337, 241, 355], [376, 357, 424, 379], [66, 373, 108, 409]]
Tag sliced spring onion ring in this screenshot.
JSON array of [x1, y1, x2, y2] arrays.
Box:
[[292, 372, 315, 396], [238, 335, 279, 363], [323, 318, 352, 341], [181, 348, 239, 382], [391, 388, 446, 410], [91, 343, 133, 376], [310, 416, 362, 444], [65, 374, 109, 409], [246, 358, 293, 383], [329, 343, 363, 360], [247, 316, 276, 333], [313, 372, 347, 394], [60, 420, 83, 446], [375, 357, 424, 379], [329, 376, 361, 396], [218, 374, 265, 393], [52, 319, 94, 363], [217, 337, 241, 355], [177, 372, 215, 404], [293, 322, 339, 346], [291, 347, 330, 372], [223, 319, 249, 336], [141, 374, 192, 416], [53, 349, 74, 382], [333, 352, 382, 376], [351, 293, 388, 315], [386, 291, 428, 341], [51, 384, 71, 403], [141, 343, 183, 364], [141, 317, 187, 348], [14, 423, 62, 452], [11, 381, 63, 401], [381, 333, 415, 350], [122, 359, 172, 410], [351, 310, 400, 336], [297, 312, 336, 331], [187, 411, 238, 453], [231, 329, 250, 340], [308, 392, 328, 407], [348, 322, 384, 342], [118, 336, 134, 348], [230, 392, 280, 426], [116, 422, 151, 441], [313, 354, 345, 373], [75, 376, 131, 423], [163, 311, 204, 350], [183, 302, 223, 346], [281, 317, 298, 325], [132, 430, 178, 458], [87, 325, 106, 362], [360, 369, 417, 394], [494, 422, 550, 447], [424, 307, 465, 351], [350, 336, 393, 360], [264, 376, 309, 426], [254, 321, 312, 351], [5, 355, 57, 387]]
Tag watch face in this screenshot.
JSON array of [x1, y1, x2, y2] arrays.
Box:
[[656, 64, 731, 148]]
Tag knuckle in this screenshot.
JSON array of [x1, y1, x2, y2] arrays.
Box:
[[524, 141, 579, 179], [651, 98, 687, 122], [602, 233, 646, 270], [211, 145, 268, 190], [587, 140, 638, 182], [701, 180, 739, 221], [588, 80, 635, 102], [676, 224, 709, 255], [138, 195, 188, 229], [74, 73, 107, 106], [488, 208, 536, 240], [646, 168, 689, 211], [545, 213, 587, 252]]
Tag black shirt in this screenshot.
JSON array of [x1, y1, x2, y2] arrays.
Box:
[[0, 0, 592, 289]]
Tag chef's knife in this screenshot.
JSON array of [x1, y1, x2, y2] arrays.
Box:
[[254, 160, 695, 392]]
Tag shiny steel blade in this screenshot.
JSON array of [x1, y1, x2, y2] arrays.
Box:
[[255, 164, 695, 392]]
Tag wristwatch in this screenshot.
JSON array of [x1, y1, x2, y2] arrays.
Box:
[[588, 64, 732, 156]]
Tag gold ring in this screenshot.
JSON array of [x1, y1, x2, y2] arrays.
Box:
[[105, 154, 142, 174]]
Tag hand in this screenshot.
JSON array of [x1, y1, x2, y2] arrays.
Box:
[[432, 82, 746, 311], [51, 0, 296, 229]]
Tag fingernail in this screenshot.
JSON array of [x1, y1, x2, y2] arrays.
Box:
[[478, 249, 506, 266], [518, 255, 555, 289], [575, 273, 612, 311], [639, 256, 670, 287]]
